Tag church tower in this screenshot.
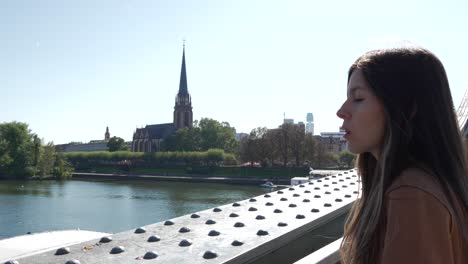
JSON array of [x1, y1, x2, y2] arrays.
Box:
[[173, 44, 193, 130], [104, 126, 110, 141]]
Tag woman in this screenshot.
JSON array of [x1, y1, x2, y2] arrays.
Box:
[[336, 47, 468, 264]]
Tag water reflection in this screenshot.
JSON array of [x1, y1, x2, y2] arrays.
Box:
[[0, 179, 270, 239]]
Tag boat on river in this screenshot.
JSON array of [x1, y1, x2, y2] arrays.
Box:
[[259, 181, 276, 188]]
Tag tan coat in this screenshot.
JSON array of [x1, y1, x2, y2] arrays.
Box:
[[380, 168, 468, 264]]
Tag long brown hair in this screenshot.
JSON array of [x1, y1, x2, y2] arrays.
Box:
[[340, 47, 468, 264]]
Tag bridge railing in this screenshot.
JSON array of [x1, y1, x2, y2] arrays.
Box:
[[9, 169, 358, 264]]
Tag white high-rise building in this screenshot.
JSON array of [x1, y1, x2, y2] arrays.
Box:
[[306, 113, 314, 134]]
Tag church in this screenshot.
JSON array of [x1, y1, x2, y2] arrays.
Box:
[[131, 46, 193, 152]]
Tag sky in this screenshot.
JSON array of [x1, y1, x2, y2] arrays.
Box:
[[1, 0, 467, 144]]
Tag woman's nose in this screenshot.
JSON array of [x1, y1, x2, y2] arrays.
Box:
[[336, 107, 351, 119]]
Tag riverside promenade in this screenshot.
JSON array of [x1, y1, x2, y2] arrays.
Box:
[[72, 170, 342, 186]]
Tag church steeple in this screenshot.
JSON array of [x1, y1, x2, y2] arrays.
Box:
[[104, 126, 110, 141], [178, 43, 188, 96], [174, 43, 193, 130]]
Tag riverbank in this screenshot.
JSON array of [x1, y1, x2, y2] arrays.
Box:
[[72, 169, 343, 185]]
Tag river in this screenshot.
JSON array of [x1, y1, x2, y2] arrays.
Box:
[[0, 179, 270, 239]]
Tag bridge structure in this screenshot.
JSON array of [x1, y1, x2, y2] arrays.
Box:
[[5, 170, 359, 264]]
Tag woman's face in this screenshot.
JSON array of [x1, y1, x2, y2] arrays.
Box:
[[337, 69, 386, 158]]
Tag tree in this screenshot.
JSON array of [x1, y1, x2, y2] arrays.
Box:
[[303, 134, 317, 165], [0, 122, 35, 178], [289, 124, 305, 166], [339, 150, 356, 169], [107, 136, 128, 152], [37, 142, 56, 178]]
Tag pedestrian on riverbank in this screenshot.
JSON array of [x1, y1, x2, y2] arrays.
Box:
[[336, 47, 468, 264]]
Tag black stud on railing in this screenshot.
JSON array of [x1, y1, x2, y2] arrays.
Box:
[[179, 227, 190, 233], [249, 198, 257, 202], [314, 195, 321, 198], [179, 239, 192, 247], [191, 213, 200, 218], [289, 204, 297, 208], [324, 203, 332, 207], [213, 208, 222, 212], [311, 208, 320, 213], [143, 251, 159, 260], [205, 219, 216, 225], [135, 227, 146, 234], [265, 202, 274, 206], [203, 250, 218, 259], [264, 194, 271, 198], [233, 202, 241, 207], [280, 197, 288, 201], [234, 222, 245, 227], [164, 220, 174, 226], [274, 209, 283, 213], [55, 247, 70, 255], [248, 207, 258, 211], [277, 191, 284, 194], [257, 230, 269, 236], [296, 214, 305, 219], [208, 230, 221, 236], [303, 199, 310, 203], [278, 222, 288, 227], [99, 236, 112, 243], [65, 260, 80, 264], [305, 190, 311, 193], [232, 240, 244, 246], [230, 213, 239, 217], [147, 235, 161, 242], [110, 246, 125, 254], [256, 215, 266, 220]]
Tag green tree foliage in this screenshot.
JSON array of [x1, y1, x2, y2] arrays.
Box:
[[107, 136, 129, 152], [163, 118, 239, 153], [338, 150, 356, 169], [53, 153, 74, 179], [0, 122, 35, 178], [37, 142, 56, 178]]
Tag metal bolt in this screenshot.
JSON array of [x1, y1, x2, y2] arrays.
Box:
[[280, 197, 288, 201], [345, 194, 352, 198], [293, 193, 300, 197], [65, 260, 80, 264], [324, 203, 332, 207], [325, 191, 331, 194], [234, 222, 245, 227], [143, 251, 159, 260], [135, 227, 146, 234], [277, 190, 284, 194], [232, 240, 244, 246], [278, 222, 288, 227], [99, 236, 112, 243], [265, 202, 274, 206], [110, 246, 125, 254], [314, 195, 321, 198], [230, 213, 239, 217], [249, 198, 257, 202], [314, 187, 320, 190], [233, 202, 241, 207], [256, 215, 266, 220], [335, 199, 343, 202], [179, 227, 190, 233], [208, 230, 220, 236], [304, 190, 311, 193], [296, 214, 305, 219], [334, 188, 340, 191], [248, 207, 258, 211], [346, 177, 350, 179], [324, 184, 329, 187], [264, 194, 271, 198], [339, 179, 344, 182], [274, 209, 283, 213], [179, 239, 192, 247], [191, 213, 200, 218], [289, 204, 297, 208], [147, 235, 161, 242], [213, 207, 222, 212], [332, 182, 337, 184], [311, 208, 320, 213], [289, 187, 295, 191], [257, 230, 269, 236], [205, 219, 216, 225], [303, 199, 310, 202], [203, 250, 218, 259], [55, 247, 70, 255], [342, 185, 348, 188], [164, 220, 174, 226]]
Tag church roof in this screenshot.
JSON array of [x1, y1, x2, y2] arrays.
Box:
[[134, 123, 175, 140]]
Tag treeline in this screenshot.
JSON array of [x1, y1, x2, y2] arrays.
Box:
[[239, 124, 356, 169], [64, 149, 237, 171], [0, 122, 73, 179]]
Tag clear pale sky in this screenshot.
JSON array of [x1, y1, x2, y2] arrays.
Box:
[[1, 0, 467, 144]]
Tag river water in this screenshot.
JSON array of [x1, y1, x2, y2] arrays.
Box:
[[0, 179, 270, 239]]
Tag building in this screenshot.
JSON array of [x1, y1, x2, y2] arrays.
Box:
[[305, 113, 314, 135], [131, 46, 193, 152], [56, 127, 110, 152], [317, 131, 348, 154]]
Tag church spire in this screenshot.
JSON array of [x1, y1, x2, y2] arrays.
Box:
[[178, 42, 188, 95]]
